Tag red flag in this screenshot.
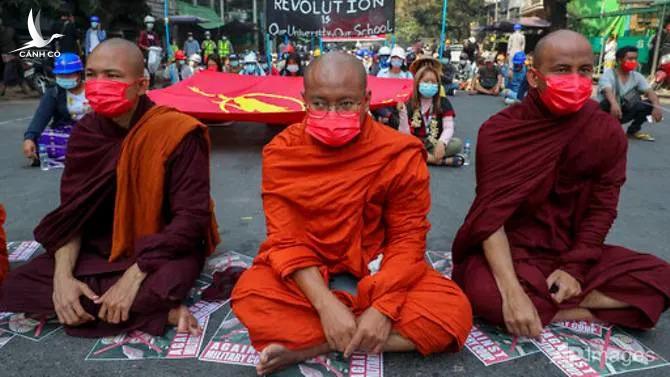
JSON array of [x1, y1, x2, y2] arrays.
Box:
[[148, 71, 413, 124]]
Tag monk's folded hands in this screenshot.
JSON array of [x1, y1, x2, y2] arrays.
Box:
[[52, 274, 98, 326], [344, 306, 392, 357], [95, 263, 147, 324]]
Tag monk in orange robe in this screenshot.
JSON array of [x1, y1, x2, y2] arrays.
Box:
[[0, 39, 219, 337], [232, 52, 472, 375]]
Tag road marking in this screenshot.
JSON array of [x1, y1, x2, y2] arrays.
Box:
[[0, 116, 33, 125]]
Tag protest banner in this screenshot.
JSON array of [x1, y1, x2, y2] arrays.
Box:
[[0, 312, 61, 341], [7, 241, 43, 262], [465, 321, 539, 366], [266, 0, 395, 38]]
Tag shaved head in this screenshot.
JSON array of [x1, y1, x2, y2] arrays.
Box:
[[87, 38, 145, 78], [302, 52, 371, 126], [534, 29, 593, 70], [527, 29, 595, 91], [304, 52, 367, 94]]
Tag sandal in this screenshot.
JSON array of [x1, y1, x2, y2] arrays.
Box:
[[443, 154, 465, 167]]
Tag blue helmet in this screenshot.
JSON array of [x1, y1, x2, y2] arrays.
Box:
[[512, 51, 526, 65], [90, 15, 100, 22], [514, 23, 522, 31], [53, 53, 83, 75]]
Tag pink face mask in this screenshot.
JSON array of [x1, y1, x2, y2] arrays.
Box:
[[533, 69, 592, 116], [305, 110, 362, 147], [85, 78, 139, 117]]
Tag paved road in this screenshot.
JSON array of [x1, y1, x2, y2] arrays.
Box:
[[0, 94, 669, 377]]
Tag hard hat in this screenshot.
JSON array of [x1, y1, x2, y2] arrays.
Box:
[[189, 54, 202, 64], [243, 52, 258, 64], [53, 52, 83, 74], [144, 15, 156, 24], [90, 16, 100, 23], [378, 46, 391, 56], [390, 46, 406, 60], [283, 44, 295, 53], [468, 37, 476, 43], [512, 51, 526, 65], [484, 52, 495, 63], [174, 50, 186, 61], [313, 48, 321, 57], [514, 23, 522, 31], [205, 30, 211, 36]]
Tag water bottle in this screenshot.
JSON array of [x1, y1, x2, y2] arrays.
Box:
[[39, 144, 49, 171], [463, 139, 472, 166]]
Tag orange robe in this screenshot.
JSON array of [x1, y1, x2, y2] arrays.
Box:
[[0, 205, 8, 283], [231, 116, 472, 356]]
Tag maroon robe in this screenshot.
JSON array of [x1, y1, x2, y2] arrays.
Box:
[[452, 90, 670, 329], [0, 96, 212, 337]]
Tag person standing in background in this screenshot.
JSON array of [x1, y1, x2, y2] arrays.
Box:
[[218, 35, 233, 58], [201, 31, 216, 63], [507, 24, 525, 66], [603, 35, 617, 70], [58, 11, 80, 55], [84, 16, 106, 58], [183, 32, 201, 59]]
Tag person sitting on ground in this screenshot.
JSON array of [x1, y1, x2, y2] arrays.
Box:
[[496, 53, 509, 87], [239, 52, 266, 76], [377, 46, 413, 79], [397, 62, 464, 167], [280, 52, 304, 77], [206, 54, 222, 72], [439, 53, 459, 96], [472, 53, 503, 95], [23, 53, 90, 166], [0, 38, 220, 339], [0, 204, 8, 284], [181, 54, 201, 80], [501, 51, 528, 105], [452, 30, 670, 339], [227, 54, 241, 74], [231, 52, 472, 376], [162, 50, 186, 85], [456, 52, 475, 91], [598, 46, 662, 142]]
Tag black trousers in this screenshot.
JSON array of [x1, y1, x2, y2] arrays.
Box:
[[600, 99, 653, 135]]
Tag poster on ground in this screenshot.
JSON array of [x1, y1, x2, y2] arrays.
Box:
[[85, 312, 210, 360], [7, 241, 43, 262], [266, 0, 395, 39], [533, 320, 669, 377], [0, 329, 16, 350], [204, 250, 254, 276], [426, 250, 453, 278], [465, 321, 539, 366], [0, 312, 62, 341], [200, 309, 383, 376]]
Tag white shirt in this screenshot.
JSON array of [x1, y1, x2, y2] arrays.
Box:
[[89, 30, 100, 53], [377, 68, 413, 79], [66, 90, 91, 121]]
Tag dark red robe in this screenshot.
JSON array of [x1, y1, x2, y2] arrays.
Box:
[[0, 96, 212, 337], [452, 90, 670, 329]]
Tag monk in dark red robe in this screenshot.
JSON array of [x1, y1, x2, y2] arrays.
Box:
[[0, 39, 219, 338], [232, 52, 472, 375], [0, 205, 8, 283], [453, 30, 670, 338]]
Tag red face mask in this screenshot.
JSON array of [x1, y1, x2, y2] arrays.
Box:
[[305, 110, 362, 147], [533, 69, 592, 116], [85, 79, 138, 117], [622, 60, 637, 72]]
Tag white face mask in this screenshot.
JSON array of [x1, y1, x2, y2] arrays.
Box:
[[91, 22, 99, 28], [188, 36, 194, 41], [286, 64, 299, 73], [146, 23, 154, 31]]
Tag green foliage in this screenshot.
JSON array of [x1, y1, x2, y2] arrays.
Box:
[[396, 0, 485, 45]]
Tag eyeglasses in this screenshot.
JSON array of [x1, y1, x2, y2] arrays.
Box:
[[306, 101, 363, 119]]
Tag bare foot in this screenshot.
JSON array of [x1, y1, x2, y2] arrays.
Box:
[[168, 305, 201, 336], [256, 343, 329, 376]]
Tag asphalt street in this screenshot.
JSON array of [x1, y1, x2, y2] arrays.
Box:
[[0, 93, 669, 377]]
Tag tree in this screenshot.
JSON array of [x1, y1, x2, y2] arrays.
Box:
[[396, 0, 485, 46]]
